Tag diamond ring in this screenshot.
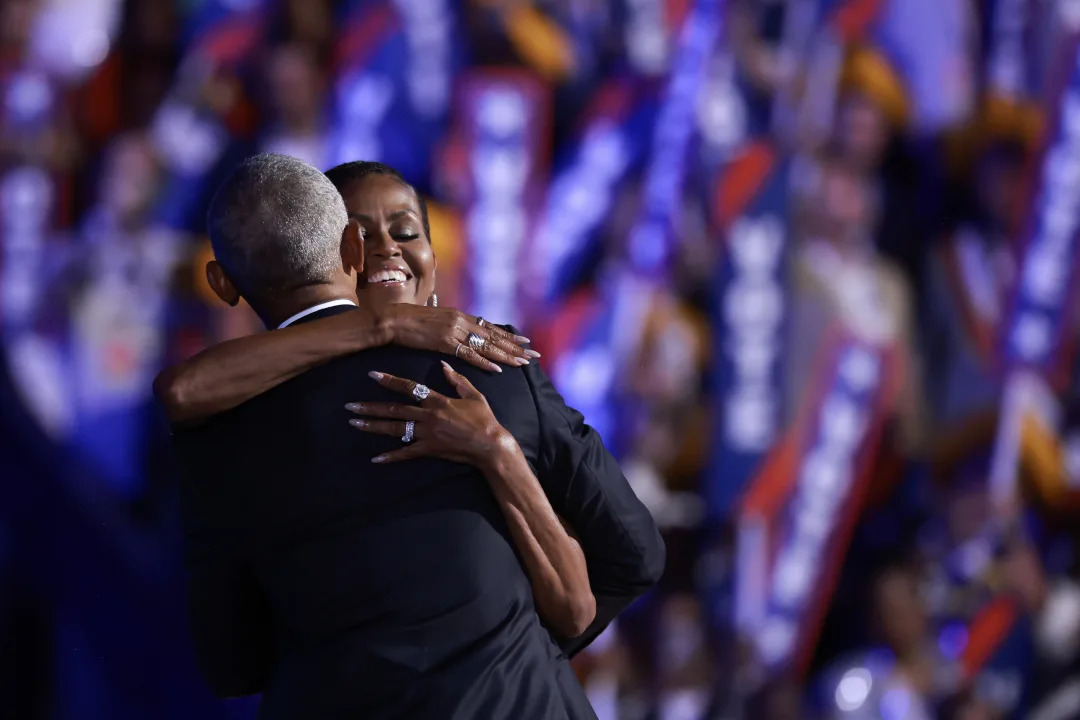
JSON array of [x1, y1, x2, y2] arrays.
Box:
[[402, 420, 415, 443], [412, 383, 431, 402], [476, 317, 487, 328]]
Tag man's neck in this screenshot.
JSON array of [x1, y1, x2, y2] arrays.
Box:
[[259, 285, 358, 330]]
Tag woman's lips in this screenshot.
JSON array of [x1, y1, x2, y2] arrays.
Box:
[[367, 268, 409, 284], [364, 267, 414, 290]]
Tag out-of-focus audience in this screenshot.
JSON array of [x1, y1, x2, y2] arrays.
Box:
[[2, 1, 1080, 719]]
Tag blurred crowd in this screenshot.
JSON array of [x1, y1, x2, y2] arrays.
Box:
[[2, 0, 1080, 718]]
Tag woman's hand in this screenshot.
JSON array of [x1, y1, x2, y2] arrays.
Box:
[[346, 361, 513, 467], [383, 304, 539, 374], [347, 362, 597, 637]]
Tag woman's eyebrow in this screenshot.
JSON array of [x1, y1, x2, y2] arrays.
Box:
[[348, 209, 418, 222]]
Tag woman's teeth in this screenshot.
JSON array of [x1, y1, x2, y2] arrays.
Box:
[[368, 269, 407, 284]]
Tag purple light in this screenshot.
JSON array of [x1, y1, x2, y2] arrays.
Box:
[[938, 623, 969, 661]]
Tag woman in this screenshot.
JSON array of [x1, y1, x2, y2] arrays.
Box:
[[154, 165, 533, 425], [156, 161, 662, 646]]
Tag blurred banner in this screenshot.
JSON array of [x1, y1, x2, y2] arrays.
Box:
[[991, 30, 1080, 513], [621, 0, 678, 77], [447, 69, 549, 330], [959, 595, 1032, 715], [527, 77, 657, 307], [985, 0, 1037, 101], [547, 0, 727, 457], [707, 139, 791, 519], [626, 0, 724, 275], [150, 0, 270, 231], [329, 0, 459, 182], [1, 58, 64, 334], [183, 0, 269, 62], [540, 286, 621, 449], [736, 327, 900, 676], [0, 162, 55, 336], [1, 58, 69, 440], [1000, 32, 1080, 388]]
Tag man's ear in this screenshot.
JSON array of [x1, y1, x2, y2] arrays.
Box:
[[205, 260, 240, 306], [341, 219, 364, 276]]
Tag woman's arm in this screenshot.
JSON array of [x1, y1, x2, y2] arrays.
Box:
[[479, 432, 596, 637], [154, 305, 532, 425], [519, 352, 666, 658], [349, 366, 596, 638], [156, 309, 389, 425]]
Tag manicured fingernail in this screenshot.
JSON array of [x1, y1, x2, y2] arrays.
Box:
[[525, 349, 541, 358], [345, 403, 363, 413], [491, 364, 503, 373], [514, 357, 530, 366], [441, 360, 454, 373], [349, 419, 366, 428], [368, 371, 384, 380], [371, 455, 386, 463], [514, 336, 531, 344]]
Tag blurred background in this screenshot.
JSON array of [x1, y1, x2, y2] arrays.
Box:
[[2, 0, 1080, 718]]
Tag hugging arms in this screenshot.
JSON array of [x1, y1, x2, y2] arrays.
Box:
[[157, 302, 664, 656]]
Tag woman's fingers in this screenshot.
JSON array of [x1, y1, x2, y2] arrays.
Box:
[[484, 324, 531, 346], [440, 361, 484, 401], [371, 443, 430, 464], [344, 402, 426, 420], [367, 371, 446, 401], [473, 327, 532, 363], [475, 332, 532, 366], [484, 324, 540, 359], [348, 418, 410, 438], [455, 314, 538, 366], [453, 343, 502, 373]]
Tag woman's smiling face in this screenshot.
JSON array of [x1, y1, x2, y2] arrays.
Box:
[[340, 173, 436, 309]]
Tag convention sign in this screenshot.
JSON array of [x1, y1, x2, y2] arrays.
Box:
[[151, 0, 272, 231], [706, 140, 791, 519], [527, 78, 657, 307], [1000, 32, 1080, 387], [991, 32, 1080, 513], [737, 328, 900, 675], [449, 69, 549, 329], [625, 0, 725, 276], [329, 0, 459, 183]]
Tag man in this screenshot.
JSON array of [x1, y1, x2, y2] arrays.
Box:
[[173, 154, 664, 718]]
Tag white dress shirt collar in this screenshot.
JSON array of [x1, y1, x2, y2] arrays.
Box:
[[277, 299, 357, 329]]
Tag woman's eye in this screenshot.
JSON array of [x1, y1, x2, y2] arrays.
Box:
[[395, 234, 420, 241]]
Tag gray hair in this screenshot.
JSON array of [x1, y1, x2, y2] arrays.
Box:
[[206, 153, 348, 295]]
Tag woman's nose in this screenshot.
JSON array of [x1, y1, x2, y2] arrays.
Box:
[[366, 230, 401, 257]]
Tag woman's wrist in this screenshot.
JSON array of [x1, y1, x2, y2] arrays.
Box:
[[360, 304, 398, 348], [477, 426, 525, 480]]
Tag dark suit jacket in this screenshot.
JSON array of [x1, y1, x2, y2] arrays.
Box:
[[174, 305, 664, 719]]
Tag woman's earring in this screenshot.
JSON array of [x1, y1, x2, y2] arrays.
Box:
[[428, 292, 438, 308]]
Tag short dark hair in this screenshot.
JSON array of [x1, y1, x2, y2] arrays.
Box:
[[324, 161, 431, 242]]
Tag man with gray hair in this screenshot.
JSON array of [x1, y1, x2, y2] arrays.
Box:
[[202, 153, 359, 326], [173, 154, 664, 718]]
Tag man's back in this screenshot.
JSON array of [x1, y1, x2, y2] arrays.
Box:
[[176, 323, 586, 718]]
